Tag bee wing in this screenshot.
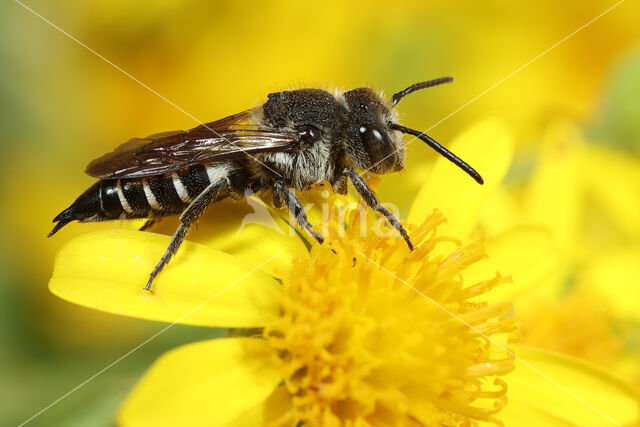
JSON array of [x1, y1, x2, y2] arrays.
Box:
[[85, 108, 300, 179]]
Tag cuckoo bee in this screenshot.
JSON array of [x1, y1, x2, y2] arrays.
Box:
[[50, 77, 483, 290]]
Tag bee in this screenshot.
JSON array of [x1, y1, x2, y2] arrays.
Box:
[[49, 77, 483, 290]]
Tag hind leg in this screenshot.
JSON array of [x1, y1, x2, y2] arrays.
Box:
[[145, 178, 228, 291], [139, 218, 158, 231]]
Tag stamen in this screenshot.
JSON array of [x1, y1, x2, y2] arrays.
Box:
[[264, 197, 516, 425]]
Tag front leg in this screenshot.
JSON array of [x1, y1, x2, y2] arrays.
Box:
[[343, 166, 414, 250], [273, 181, 324, 244]]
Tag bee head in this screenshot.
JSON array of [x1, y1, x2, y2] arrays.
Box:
[[343, 78, 484, 185], [342, 88, 404, 174]]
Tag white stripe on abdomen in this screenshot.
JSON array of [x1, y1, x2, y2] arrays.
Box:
[[172, 173, 192, 203], [142, 179, 162, 210], [116, 180, 133, 214]]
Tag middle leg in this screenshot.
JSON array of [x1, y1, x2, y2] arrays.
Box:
[[273, 181, 324, 244]]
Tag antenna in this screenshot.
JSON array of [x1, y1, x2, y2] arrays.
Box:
[[391, 76, 454, 106], [389, 123, 483, 184]]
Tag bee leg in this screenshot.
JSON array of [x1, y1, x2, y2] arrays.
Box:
[[139, 218, 158, 231], [145, 178, 229, 291], [272, 188, 284, 209], [273, 181, 324, 244], [342, 166, 414, 250], [332, 175, 348, 195], [145, 224, 189, 292]]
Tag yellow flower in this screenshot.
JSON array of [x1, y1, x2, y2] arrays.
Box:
[[49, 118, 638, 425], [476, 120, 640, 375], [264, 210, 518, 426], [521, 291, 624, 366]]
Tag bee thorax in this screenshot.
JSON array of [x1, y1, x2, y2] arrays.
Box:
[[256, 143, 335, 190]]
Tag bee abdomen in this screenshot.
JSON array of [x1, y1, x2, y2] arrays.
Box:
[[49, 164, 230, 236], [119, 164, 229, 217], [120, 179, 151, 216], [180, 164, 213, 199], [100, 180, 125, 219], [138, 175, 186, 217]]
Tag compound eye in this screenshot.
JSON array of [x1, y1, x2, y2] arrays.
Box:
[[358, 124, 396, 171], [359, 125, 385, 146], [298, 125, 322, 145]]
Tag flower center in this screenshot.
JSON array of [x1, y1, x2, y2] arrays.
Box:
[[264, 200, 517, 426]]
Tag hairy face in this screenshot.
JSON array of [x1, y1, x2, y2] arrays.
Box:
[[341, 88, 403, 174]]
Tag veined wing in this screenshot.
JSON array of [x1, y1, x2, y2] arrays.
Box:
[[85, 108, 299, 179]]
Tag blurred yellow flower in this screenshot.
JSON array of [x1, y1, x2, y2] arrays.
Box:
[[404, 118, 640, 424], [48, 118, 639, 425], [476, 121, 640, 374], [520, 291, 623, 366], [407, 118, 563, 304]]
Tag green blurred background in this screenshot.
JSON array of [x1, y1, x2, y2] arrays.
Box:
[[1, 1, 639, 425]]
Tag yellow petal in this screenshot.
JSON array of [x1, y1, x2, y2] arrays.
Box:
[[465, 226, 563, 303], [478, 186, 522, 237], [408, 117, 514, 238], [503, 345, 639, 426], [582, 248, 640, 321], [199, 219, 309, 278], [49, 229, 281, 328], [524, 122, 584, 251], [580, 145, 640, 240], [229, 386, 293, 426], [147, 197, 309, 276], [118, 338, 282, 427], [496, 399, 578, 426], [377, 160, 433, 214]]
